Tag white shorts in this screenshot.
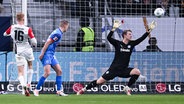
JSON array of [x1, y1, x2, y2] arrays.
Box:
[[15, 48, 34, 66]]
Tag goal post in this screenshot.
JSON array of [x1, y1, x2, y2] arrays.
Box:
[[22, 0, 27, 26]]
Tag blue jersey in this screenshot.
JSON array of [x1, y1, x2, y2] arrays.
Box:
[[44, 28, 63, 55]]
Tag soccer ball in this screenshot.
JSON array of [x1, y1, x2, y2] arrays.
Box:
[[154, 8, 165, 17]]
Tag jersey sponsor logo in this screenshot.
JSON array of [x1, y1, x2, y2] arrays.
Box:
[[155, 83, 166, 93], [53, 36, 58, 41], [120, 48, 130, 52], [120, 44, 131, 52]]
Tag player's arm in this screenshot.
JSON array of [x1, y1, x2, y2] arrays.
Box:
[[134, 20, 157, 45], [76, 30, 84, 51], [107, 20, 121, 46], [107, 31, 117, 46], [133, 32, 149, 45], [39, 34, 61, 60], [39, 39, 53, 60], [3, 26, 12, 36], [28, 27, 37, 46]]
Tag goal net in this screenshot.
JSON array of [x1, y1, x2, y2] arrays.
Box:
[[4, 0, 184, 94]]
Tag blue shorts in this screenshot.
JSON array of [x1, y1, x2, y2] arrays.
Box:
[[41, 54, 59, 66]]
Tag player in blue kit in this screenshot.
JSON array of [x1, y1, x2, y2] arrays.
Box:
[[34, 20, 69, 96]]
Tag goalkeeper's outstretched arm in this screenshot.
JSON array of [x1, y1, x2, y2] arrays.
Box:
[[107, 20, 121, 46], [134, 20, 157, 45], [134, 32, 149, 45]]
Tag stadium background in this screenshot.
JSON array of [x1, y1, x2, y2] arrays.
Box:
[[0, 0, 184, 94]]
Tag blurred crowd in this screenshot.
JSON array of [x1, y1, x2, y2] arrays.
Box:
[[0, 0, 4, 13], [106, 0, 184, 17], [0, 0, 184, 17]]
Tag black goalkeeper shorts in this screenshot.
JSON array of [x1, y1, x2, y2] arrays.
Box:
[[102, 67, 133, 81]]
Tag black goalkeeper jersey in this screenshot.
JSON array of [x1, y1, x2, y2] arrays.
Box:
[[107, 31, 149, 69]]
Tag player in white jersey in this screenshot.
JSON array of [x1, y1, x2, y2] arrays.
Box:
[[3, 13, 37, 96]]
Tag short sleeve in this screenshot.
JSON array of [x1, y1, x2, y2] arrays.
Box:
[[28, 27, 35, 38], [50, 34, 61, 42], [5, 26, 12, 34]]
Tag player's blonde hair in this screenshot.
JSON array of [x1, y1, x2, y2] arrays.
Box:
[[59, 20, 69, 28], [16, 13, 24, 22]]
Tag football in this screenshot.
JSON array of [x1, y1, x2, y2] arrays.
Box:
[[154, 8, 165, 17]]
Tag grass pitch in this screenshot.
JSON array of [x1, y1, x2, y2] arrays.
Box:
[[0, 94, 183, 104]]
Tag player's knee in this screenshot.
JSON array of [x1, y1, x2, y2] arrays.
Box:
[[96, 77, 106, 85], [135, 69, 141, 75], [57, 70, 62, 75], [132, 68, 141, 75], [96, 80, 102, 84]]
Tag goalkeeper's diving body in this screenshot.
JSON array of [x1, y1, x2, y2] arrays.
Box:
[[77, 20, 156, 95]]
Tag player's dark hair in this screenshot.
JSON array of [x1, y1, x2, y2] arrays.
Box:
[[60, 20, 69, 27], [16, 12, 24, 22], [122, 30, 132, 38], [79, 17, 90, 27]]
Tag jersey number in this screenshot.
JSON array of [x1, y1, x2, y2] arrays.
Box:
[[14, 30, 24, 41]]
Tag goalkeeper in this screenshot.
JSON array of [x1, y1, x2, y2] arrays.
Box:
[[77, 20, 156, 95]]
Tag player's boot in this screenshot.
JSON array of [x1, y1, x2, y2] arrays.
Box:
[[33, 89, 39, 96], [56, 91, 68, 96], [22, 88, 25, 95], [24, 86, 30, 96], [76, 88, 86, 95], [123, 86, 131, 96]]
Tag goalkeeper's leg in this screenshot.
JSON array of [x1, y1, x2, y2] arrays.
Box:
[[77, 77, 106, 95], [123, 68, 140, 95], [127, 68, 140, 87]]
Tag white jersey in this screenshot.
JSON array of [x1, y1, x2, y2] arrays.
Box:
[[5, 24, 35, 54]]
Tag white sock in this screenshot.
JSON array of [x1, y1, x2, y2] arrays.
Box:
[[27, 69, 33, 85], [58, 85, 63, 92], [83, 87, 87, 91], [18, 76, 25, 86]]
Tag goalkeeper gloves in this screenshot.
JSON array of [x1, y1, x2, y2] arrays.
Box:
[[148, 20, 157, 32], [112, 20, 121, 31]]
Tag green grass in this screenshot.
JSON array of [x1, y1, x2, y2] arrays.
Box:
[[0, 94, 184, 104]]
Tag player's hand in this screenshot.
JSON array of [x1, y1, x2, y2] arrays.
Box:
[[39, 54, 44, 60], [112, 20, 121, 31], [148, 20, 157, 32]]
